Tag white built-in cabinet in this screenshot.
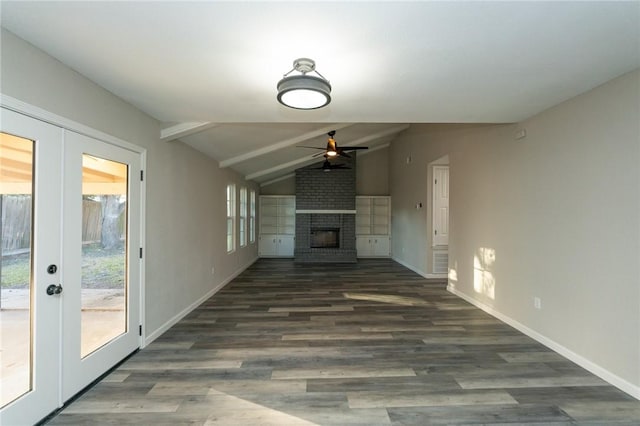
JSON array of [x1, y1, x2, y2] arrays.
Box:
[[259, 195, 295, 257], [356, 196, 391, 257]]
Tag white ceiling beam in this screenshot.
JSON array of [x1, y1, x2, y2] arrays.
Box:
[[246, 124, 410, 181], [219, 123, 353, 168], [160, 121, 217, 142]]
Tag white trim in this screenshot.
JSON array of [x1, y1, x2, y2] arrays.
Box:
[[393, 256, 424, 278], [296, 209, 356, 214], [447, 284, 640, 401], [392, 256, 447, 279], [160, 121, 217, 141], [143, 256, 258, 347], [1, 94, 144, 154], [139, 150, 147, 349]]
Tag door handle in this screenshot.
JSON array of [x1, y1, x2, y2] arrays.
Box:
[[46, 284, 63, 296]]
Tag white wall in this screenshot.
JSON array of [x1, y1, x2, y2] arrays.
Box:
[[390, 70, 640, 397], [0, 29, 259, 340]]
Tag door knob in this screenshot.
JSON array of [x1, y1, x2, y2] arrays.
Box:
[[46, 284, 63, 296]]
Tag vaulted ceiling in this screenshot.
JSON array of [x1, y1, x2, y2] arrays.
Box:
[[2, 1, 638, 184]]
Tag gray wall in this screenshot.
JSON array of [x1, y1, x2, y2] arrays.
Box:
[[1, 29, 259, 340], [390, 70, 640, 395], [260, 176, 295, 195], [356, 147, 389, 195]]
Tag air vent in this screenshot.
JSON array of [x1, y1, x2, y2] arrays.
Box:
[[433, 251, 448, 274]]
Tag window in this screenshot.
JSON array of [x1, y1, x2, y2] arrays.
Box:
[[239, 187, 247, 247], [226, 184, 236, 253], [249, 190, 256, 243]]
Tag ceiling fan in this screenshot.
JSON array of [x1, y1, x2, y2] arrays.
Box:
[[299, 130, 368, 159], [313, 159, 351, 172]]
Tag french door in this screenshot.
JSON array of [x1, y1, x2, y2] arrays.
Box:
[[0, 108, 142, 425]]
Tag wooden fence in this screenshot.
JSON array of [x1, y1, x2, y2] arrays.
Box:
[[1, 196, 117, 252]]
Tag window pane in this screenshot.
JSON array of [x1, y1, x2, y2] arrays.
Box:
[[249, 191, 256, 243], [226, 185, 235, 252], [0, 132, 34, 407], [227, 218, 233, 252], [240, 188, 247, 247], [81, 155, 128, 358], [250, 191, 256, 243]]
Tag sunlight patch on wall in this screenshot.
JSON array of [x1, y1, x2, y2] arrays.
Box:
[[474, 247, 496, 300], [448, 262, 458, 290]]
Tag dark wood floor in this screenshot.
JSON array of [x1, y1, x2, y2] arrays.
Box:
[[49, 259, 640, 425]]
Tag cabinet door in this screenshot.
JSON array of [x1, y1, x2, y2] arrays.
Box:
[[356, 236, 372, 257], [373, 236, 390, 256], [278, 235, 295, 257], [259, 235, 279, 256]]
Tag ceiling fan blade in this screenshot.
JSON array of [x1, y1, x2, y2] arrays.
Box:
[[338, 151, 351, 159], [297, 146, 326, 150], [340, 146, 369, 151]]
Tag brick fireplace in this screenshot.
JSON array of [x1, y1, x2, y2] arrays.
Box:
[[294, 157, 357, 263]]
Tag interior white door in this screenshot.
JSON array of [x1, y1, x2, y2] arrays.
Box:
[[61, 131, 141, 400], [432, 166, 449, 247], [1, 108, 64, 425]]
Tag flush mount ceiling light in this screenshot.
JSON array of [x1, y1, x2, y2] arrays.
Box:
[[277, 58, 331, 110]]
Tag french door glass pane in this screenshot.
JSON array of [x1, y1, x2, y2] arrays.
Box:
[[0, 133, 34, 407], [81, 155, 128, 358]]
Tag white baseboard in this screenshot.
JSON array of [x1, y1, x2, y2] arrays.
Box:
[[143, 256, 258, 347], [391, 256, 446, 280], [391, 256, 427, 278], [447, 284, 640, 401]]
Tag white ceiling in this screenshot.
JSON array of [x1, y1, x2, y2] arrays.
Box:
[[2, 1, 639, 184]]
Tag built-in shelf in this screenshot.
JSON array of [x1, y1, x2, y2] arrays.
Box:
[[356, 196, 391, 257], [259, 195, 295, 257]]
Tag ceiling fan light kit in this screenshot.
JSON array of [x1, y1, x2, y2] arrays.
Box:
[[277, 58, 331, 110]]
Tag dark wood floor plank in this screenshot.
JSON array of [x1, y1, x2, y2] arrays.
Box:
[[48, 258, 640, 425]]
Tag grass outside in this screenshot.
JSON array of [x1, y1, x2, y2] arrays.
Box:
[[1, 242, 125, 289]]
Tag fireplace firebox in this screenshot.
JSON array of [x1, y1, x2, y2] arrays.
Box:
[[310, 228, 340, 248]]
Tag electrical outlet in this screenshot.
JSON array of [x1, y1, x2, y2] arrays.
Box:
[[534, 297, 541, 310], [211, 266, 215, 276]]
